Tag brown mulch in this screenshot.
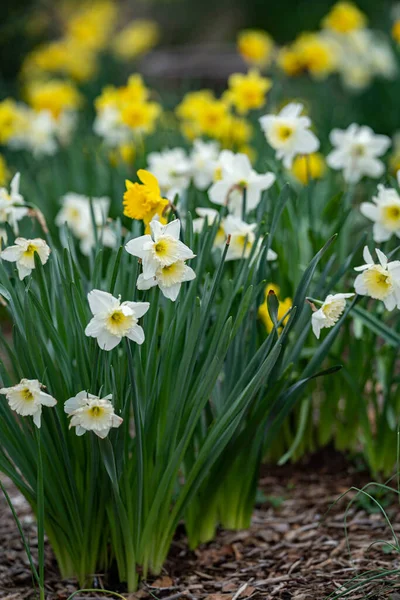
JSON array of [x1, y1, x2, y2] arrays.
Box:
[[1, 451, 400, 600]]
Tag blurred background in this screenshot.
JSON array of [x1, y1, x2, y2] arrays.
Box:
[[0, 0, 395, 85]]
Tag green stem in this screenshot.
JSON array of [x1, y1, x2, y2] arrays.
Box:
[[125, 338, 144, 555], [36, 427, 45, 600]]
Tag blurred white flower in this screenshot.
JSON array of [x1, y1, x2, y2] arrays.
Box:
[[0, 378, 56, 428], [56, 192, 114, 254], [259, 103, 320, 168], [209, 150, 275, 217], [56, 111, 77, 146], [25, 110, 58, 157], [192, 207, 226, 248], [125, 219, 195, 279], [85, 289, 150, 351], [311, 293, 355, 339], [360, 175, 400, 242], [1, 237, 50, 279], [327, 124, 391, 183], [354, 246, 400, 310], [224, 215, 277, 262], [137, 259, 196, 301], [147, 148, 192, 200], [65, 391, 123, 439], [190, 140, 219, 190], [93, 106, 131, 147], [0, 173, 28, 231]]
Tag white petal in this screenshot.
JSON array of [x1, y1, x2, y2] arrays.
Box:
[[96, 330, 121, 351], [1, 246, 21, 262], [363, 246, 374, 265], [33, 407, 42, 428], [136, 273, 157, 291], [360, 203, 378, 222], [122, 301, 150, 318], [163, 219, 181, 240], [125, 235, 152, 259], [38, 391, 57, 407], [127, 325, 145, 345], [87, 290, 117, 315], [160, 282, 181, 301], [375, 248, 388, 267], [85, 316, 105, 337]]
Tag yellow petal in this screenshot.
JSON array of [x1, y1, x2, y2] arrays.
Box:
[[137, 169, 160, 195]]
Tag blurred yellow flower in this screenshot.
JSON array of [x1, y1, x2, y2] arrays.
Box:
[[392, 20, 400, 44], [291, 153, 326, 184], [109, 143, 136, 167], [196, 98, 230, 139], [0, 155, 9, 186], [277, 47, 304, 77], [176, 90, 214, 122], [294, 33, 337, 79], [113, 20, 160, 60], [121, 101, 161, 134], [123, 170, 169, 229], [278, 34, 337, 79], [65, 0, 117, 52], [0, 99, 26, 144], [225, 69, 272, 114], [322, 2, 367, 34], [258, 284, 292, 333], [237, 29, 274, 67], [221, 115, 253, 148], [26, 80, 82, 118], [21, 40, 97, 83], [119, 74, 150, 104]]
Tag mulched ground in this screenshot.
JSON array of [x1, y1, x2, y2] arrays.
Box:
[[1, 450, 400, 600]]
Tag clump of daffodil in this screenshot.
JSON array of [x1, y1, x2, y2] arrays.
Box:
[[258, 284, 292, 334], [237, 29, 274, 67], [123, 170, 169, 231], [322, 1, 367, 34], [291, 153, 326, 185], [113, 19, 160, 60], [26, 79, 82, 119], [224, 69, 272, 115], [93, 74, 162, 146]]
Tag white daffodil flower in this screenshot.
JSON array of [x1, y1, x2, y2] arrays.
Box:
[[65, 391, 123, 439], [311, 293, 355, 339], [259, 103, 320, 168], [147, 148, 192, 200], [26, 110, 58, 157], [224, 215, 277, 262], [93, 106, 131, 147], [56, 192, 114, 254], [0, 173, 29, 231], [1, 237, 50, 280], [85, 290, 150, 351], [137, 259, 196, 301], [190, 140, 220, 190], [0, 379, 56, 428], [360, 176, 400, 242], [209, 150, 275, 217], [327, 124, 391, 183], [192, 207, 226, 248], [125, 219, 195, 280], [354, 246, 400, 310]]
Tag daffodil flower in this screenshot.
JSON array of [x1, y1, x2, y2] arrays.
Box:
[[354, 246, 400, 310], [190, 140, 219, 190], [85, 290, 150, 351], [0, 379, 56, 428], [259, 103, 320, 168], [327, 124, 391, 183], [0, 173, 28, 231], [137, 259, 196, 301], [125, 219, 195, 280], [360, 175, 400, 242], [311, 293, 355, 339], [147, 148, 192, 200], [209, 150, 275, 217], [224, 215, 277, 262], [65, 391, 123, 438], [1, 237, 50, 280]]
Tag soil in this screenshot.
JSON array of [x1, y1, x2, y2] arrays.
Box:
[[1, 450, 400, 600]]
